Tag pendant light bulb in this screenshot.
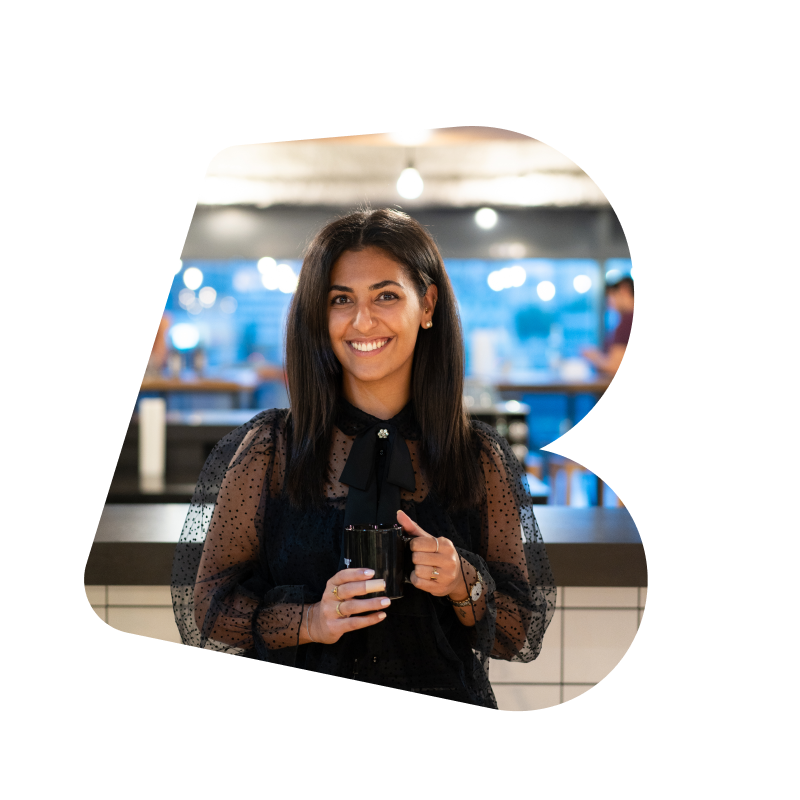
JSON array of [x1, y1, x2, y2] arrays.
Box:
[[397, 166, 424, 199]]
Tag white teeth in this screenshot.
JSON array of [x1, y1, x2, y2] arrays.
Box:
[[351, 339, 388, 352]]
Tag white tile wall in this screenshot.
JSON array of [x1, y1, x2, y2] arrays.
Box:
[[490, 608, 562, 684], [85, 584, 645, 707], [106, 607, 182, 644], [494, 684, 561, 712]]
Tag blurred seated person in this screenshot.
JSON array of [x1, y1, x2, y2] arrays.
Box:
[[145, 313, 172, 377], [581, 276, 633, 375]]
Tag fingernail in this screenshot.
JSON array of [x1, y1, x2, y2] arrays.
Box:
[[380, 598, 391, 607], [365, 579, 386, 593], [363, 569, 375, 577], [378, 612, 386, 620]]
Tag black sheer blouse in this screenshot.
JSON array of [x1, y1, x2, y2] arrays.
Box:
[[171, 400, 556, 708]]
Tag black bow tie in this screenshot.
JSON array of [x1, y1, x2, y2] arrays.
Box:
[[339, 421, 416, 527]]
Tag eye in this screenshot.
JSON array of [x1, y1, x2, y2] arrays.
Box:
[[331, 292, 399, 306], [377, 291, 399, 301], [330, 294, 351, 306]]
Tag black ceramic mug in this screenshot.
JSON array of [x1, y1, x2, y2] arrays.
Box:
[[343, 524, 412, 599]]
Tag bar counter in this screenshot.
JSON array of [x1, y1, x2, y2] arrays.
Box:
[[85, 505, 646, 587]]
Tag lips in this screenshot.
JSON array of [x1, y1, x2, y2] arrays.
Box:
[[347, 337, 394, 356], [348, 337, 391, 353]]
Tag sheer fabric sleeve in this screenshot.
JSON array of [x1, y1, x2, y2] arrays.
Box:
[[458, 423, 556, 663], [171, 409, 305, 665]]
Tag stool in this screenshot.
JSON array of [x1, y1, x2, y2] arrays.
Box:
[[546, 455, 588, 506], [546, 457, 625, 507], [524, 452, 544, 479]]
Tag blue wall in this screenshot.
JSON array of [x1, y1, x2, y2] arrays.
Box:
[[159, 256, 629, 502], [165, 257, 607, 372]]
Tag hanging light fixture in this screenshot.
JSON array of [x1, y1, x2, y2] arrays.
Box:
[[397, 148, 423, 199]]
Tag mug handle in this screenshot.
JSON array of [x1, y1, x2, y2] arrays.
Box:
[[401, 532, 413, 582]]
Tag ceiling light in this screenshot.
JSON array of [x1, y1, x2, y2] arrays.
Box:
[[475, 208, 498, 229], [397, 167, 424, 199]]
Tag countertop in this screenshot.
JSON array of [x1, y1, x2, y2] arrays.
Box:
[[85, 504, 646, 587]]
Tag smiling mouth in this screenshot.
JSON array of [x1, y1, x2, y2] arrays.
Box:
[[348, 337, 391, 353]]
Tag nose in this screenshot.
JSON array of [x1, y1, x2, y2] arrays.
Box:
[[351, 300, 377, 333]]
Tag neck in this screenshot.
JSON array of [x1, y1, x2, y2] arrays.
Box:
[[342, 391, 410, 419], [342, 372, 411, 420]]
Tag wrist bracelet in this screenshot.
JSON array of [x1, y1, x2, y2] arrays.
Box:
[[306, 604, 314, 642]]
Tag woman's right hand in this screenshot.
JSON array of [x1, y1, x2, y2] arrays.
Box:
[[304, 568, 391, 645]]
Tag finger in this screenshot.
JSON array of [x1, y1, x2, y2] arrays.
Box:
[[396, 509, 433, 538], [409, 536, 440, 553], [412, 565, 448, 582], [340, 611, 387, 632], [409, 571, 445, 595], [330, 568, 376, 587], [410, 550, 446, 566], [337, 596, 392, 616], [334, 579, 387, 601]]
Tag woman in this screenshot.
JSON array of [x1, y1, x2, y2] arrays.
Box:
[[172, 208, 556, 708]]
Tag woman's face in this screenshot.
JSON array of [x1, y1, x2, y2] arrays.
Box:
[[327, 246, 437, 393]]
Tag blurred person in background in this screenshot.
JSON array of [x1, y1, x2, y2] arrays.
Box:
[[172, 208, 555, 708], [581, 276, 634, 375], [145, 313, 172, 377]]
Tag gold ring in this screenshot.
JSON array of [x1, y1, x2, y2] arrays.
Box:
[[332, 585, 340, 598], [431, 569, 440, 581], [335, 602, 347, 618]]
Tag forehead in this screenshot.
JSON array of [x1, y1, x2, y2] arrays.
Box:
[[329, 246, 408, 286]]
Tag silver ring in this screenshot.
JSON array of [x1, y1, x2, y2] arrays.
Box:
[[434, 538, 439, 553]]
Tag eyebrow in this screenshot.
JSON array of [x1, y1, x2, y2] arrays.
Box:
[[328, 280, 403, 292]]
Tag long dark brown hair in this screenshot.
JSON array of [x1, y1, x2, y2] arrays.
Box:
[[284, 208, 484, 511]]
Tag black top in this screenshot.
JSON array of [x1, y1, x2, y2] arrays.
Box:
[[171, 400, 556, 708]]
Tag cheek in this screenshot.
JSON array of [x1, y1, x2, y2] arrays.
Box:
[[328, 312, 346, 344]]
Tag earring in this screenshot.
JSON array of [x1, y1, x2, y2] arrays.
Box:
[[426, 321, 433, 329]]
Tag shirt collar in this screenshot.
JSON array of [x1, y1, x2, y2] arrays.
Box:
[[335, 396, 421, 440]]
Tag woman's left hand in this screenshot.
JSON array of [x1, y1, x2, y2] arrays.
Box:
[[397, 509, 467, 599]]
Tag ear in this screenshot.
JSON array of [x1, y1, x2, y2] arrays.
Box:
[[422, 283, 439, 311]]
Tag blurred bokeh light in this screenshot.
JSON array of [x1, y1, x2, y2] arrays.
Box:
[[170, 323, 200, 350], [198, 287, 217, 308], [475, 207, 498, 229], [183, 267, 203, 290], [573, 274, 592, 294], [536, 280, 556, 301]]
